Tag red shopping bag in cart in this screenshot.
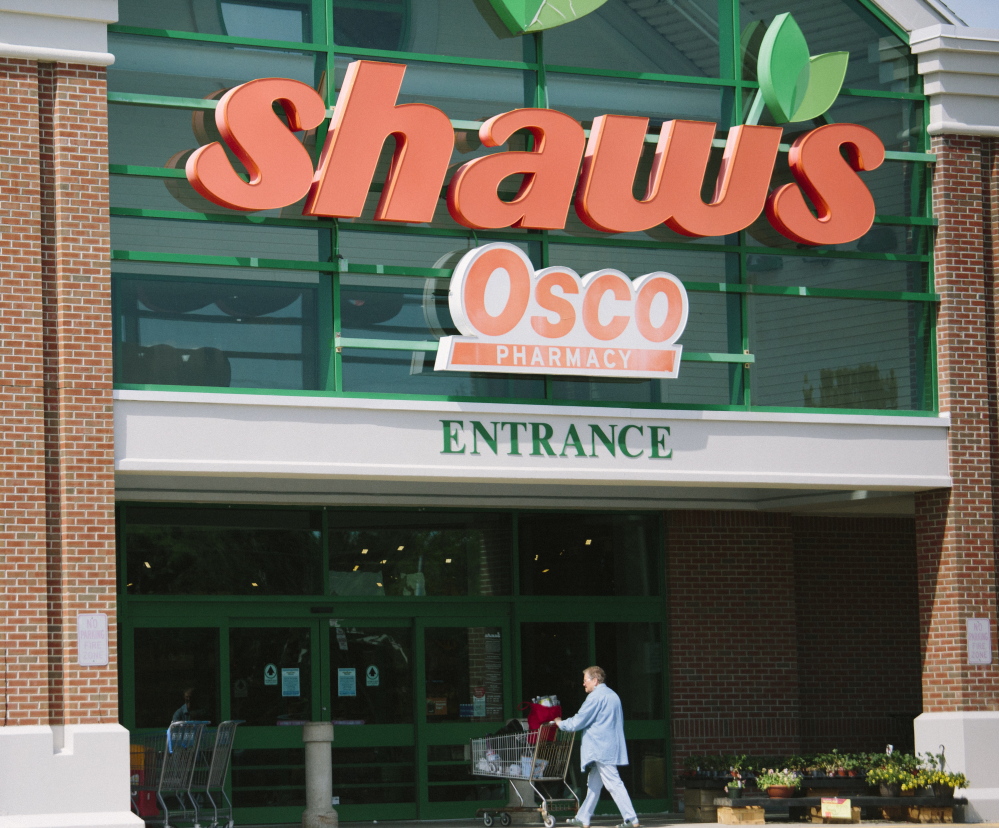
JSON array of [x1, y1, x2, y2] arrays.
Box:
[[520, 701, 561, 743]]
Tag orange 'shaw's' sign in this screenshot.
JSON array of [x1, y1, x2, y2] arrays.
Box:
[[183, 60, 886, 247], [434, 244, 688, 379]]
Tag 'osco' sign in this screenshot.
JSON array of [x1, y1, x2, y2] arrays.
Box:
[[435, 243, 688, 378]]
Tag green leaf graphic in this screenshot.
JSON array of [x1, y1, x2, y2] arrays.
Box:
[[488, 0, 609, 35], [790, 51, 849, 122], [757, 13, 810, 124], [756, 13, 848, 124]]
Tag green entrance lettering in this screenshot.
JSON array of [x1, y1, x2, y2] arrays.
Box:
[[442, 420, 673, 460]]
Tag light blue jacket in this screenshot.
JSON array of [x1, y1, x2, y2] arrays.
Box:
[[556, 683, 629, 769]]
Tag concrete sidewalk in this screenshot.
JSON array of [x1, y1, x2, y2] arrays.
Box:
[[266, 818, 999, 828]]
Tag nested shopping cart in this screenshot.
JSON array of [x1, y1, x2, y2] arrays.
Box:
[[471, 722, 579, 828], [130, 720, 243, 828]]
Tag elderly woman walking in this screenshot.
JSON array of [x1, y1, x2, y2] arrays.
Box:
[[554, 666, 639, 828]]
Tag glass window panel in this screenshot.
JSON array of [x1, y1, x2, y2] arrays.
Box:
[[428, 748, 504, 802], [547, 245, 737, 285], [546, 73, 723, 125], [738, 0, 917, 93], [548, 363, 742, 407], [108, 34, 320, 97], [111, 216, 325, 261], [745, 256, 927, 293], [341, 348, 545, 398], [745, 162, 929, 249], [328, 623, 413, 723], [334, 56, 533, 121], [123, 506, 323, 595], [229, 627, 313, 725], [328, 511, 512, 597], [748, 295, 931, 410], [334, 0, 528, 63], [519, 512, 659, 596], [595, 622, 663, 720], [231, 747, 305, 808], [340, 275, 450, 341], [109, 104, 205, 169], [617, 739, 669, 802], [114, 273, 321, 390], [424, 626, 505, 722], [544, 0, 720, 77], [117, 0, 311, 41], [330, 746, 416, 805], [825, 95, 921, 154], [520, 622, 590, 712], [338, 232, 533, 270], [133, 627, 219, 727]]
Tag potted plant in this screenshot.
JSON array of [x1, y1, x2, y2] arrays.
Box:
[[867, 766, 915, 797], [726, 770, 745, 800], [755, 768, 801, 798], [915, 769, 968, 800]]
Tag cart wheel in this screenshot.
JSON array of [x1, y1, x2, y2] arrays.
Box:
[[483, 813, 494, 827], [543, 814, 556, 828], [500, 812, 512, 826]]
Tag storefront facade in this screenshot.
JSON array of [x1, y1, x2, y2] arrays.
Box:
[[2, 0, 999, 826]]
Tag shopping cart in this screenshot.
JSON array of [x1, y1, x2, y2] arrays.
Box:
[[471, 722, 579, 828], [189, 720, 243, 828], [130, 720, 209, 827]]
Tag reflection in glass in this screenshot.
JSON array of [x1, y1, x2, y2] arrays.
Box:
[[231, 747, 306, 808], [618, 739, 669, 802], [596, 623, 663, 720], [748, 295, 930, 410], [114, 274, 320, 390], [739, 0, 917, 93], [428, 743, 505, 802], [520, 622, 589, 714], [133, 627, 219, 727], [544, 0, 720, 77], [230, 627, 313, 726], [520, 513, 659, 596], [424, 627, 504, 722], [108, 34, 319, 98], [124, 507, 323, 595], [546, 74, 722, 125], [329, 511, 512, 597], [328, 624, 413, 723], [331, 746, 416, 805], [117, 0, 311, 42]]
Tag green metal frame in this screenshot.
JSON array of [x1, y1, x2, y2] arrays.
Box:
[[106, 0, 936, 417], [117, 501, 671, 822]]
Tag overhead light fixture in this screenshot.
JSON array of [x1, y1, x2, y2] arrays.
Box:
[[585, 539, 592, 545], [380, 559, 387, 564], [376, 582, 383, 587], [143, 561, 151, 569], [361, 548, 368, 554], [534, 555, 539, 561], [397, 545, 404, 551], [542, 568, 550, 573], [352, 565, 359, 572], [445, 558, 452, 563], [251, 582, 259, 587]]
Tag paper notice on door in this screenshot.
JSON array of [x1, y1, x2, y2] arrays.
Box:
[[338, 667, 357, 697], [473, 686, 486, 717], [281, 668, 301, 697]]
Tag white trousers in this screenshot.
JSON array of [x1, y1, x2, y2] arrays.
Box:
[[575, 762, 637, 826]]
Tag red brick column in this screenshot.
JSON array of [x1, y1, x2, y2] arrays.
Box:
[[0, 59, 115, 728], [667, 511, 800, 768], [914, 134, 999, 712], [39, 62, 116, 726], [0, 58, 47, 726]]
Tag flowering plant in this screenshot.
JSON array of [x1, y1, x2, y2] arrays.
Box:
[[755, 769, 801, 790], [726, 770, 745, 791]]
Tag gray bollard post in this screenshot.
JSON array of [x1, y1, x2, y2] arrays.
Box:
[[303, 721, 337, 828]]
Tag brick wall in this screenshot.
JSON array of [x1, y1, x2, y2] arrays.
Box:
[[914, 135, 999, 712], [792, 516, 921, 751], [0, 59, 115, 727], [668, 511, 920, 772], [668, 511, 800, 764]]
